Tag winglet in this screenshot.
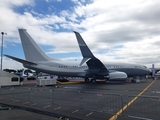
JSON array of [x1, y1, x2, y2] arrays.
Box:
[[73, 31, 108, 71], [73, 31, 95, 59]]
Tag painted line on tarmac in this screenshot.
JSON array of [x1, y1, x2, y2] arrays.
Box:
[[109, 80, 156, 120], [128, 115, 153, 120], [57, 81, 83, 85], [72, 109, 79, 113], [30, 103, 37, 106], [86, 112, 93, 117], [63, 86, 81, 89], [43, 105, 51, 109], [53, 107, 61, 110]]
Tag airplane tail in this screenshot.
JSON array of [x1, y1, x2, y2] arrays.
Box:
[[18, 29, 57, 62]]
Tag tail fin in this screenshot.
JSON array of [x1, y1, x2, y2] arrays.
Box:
[[18, 29, 57, 62], [73, 31, 95, 66]]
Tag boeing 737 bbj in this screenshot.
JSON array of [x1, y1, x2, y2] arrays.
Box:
[[4, 29, 151, 83]]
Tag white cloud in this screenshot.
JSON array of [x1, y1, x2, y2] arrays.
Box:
[[3, 57, 23, 70], [1, 0, 34, 7], [0, 0, 160, 70]]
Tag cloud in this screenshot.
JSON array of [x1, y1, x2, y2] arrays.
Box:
[[0, 0, 160, 70], [3, 57, 23, 69]]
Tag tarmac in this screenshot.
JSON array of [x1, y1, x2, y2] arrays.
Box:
[[0, 78, 159, 120], [0, 109, 58, 120]]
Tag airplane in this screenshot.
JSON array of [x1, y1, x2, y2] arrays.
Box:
[[4, 29, 151, 83]]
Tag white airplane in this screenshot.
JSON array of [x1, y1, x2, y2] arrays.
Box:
[[4, 29, 151, 83]]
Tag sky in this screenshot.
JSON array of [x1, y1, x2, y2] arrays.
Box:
[[0, 0, 160, 70]]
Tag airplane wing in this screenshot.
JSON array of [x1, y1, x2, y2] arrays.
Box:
[[4, 54, 37, 65], [86, 57, 108, 71], [73, 31, 108, 72]]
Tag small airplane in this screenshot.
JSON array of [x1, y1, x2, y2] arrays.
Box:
[[4, 29, 151, 83]]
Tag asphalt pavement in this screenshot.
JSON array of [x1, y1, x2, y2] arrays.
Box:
[[0, 79, 159, 120]]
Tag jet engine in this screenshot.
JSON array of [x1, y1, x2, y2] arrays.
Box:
[[108, 71, 127, 81]]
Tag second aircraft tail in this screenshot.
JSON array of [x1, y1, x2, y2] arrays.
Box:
[[18, 29, 57, 62]]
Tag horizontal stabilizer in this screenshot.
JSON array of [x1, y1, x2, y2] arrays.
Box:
[[4, 54, 37, 65]]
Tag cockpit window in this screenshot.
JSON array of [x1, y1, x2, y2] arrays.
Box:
[[135, 66, 147, 68]]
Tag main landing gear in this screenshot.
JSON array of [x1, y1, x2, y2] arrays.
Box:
[[90, 79, 96, 83], [84, 78, 96, 83], [85, 78, 89, 82]]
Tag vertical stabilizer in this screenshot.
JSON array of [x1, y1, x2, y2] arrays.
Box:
[[18, 29, 55, 62]]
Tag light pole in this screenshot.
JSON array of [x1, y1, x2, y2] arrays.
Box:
[[1, 32, 6, 70]]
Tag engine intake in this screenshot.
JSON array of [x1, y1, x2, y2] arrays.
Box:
[[108, 71, 127, 81]]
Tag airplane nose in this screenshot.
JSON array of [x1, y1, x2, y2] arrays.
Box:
[[147, 68, 152, 74]]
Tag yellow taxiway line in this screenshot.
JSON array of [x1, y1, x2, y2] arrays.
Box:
[[109, 80, 156, 120], [56, 81, 83, 85]]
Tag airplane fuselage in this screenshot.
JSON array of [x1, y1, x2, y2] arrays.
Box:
[[24, 60, 151, 78]]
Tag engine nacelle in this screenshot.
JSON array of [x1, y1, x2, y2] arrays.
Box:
[[108, 71, 127, 81]]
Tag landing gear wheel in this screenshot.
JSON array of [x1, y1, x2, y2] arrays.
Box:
[[91, 79, 96, 84], [85, 78, 89, 82]]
